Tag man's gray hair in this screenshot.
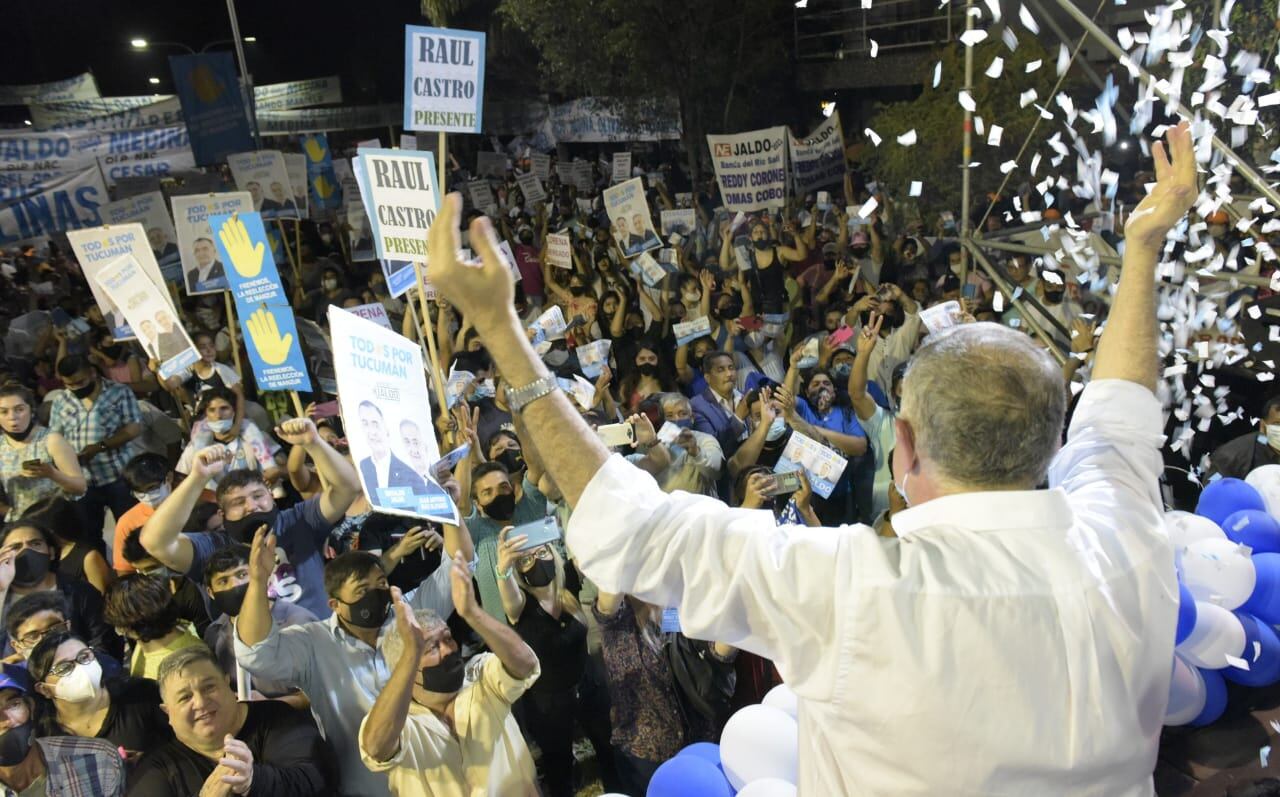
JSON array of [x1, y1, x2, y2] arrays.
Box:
[[658, 392, 691, 417], [381, 608, 447, 671], [899, 322, 1065, 489], [156, 646, 221, 695]]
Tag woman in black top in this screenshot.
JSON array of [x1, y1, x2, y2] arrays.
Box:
[[494, 528, 620, 797], [29, 630, 173, 762], [23, 496, 113, 595]]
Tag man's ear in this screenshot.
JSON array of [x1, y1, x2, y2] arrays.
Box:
[[893, 416, 917, 474]]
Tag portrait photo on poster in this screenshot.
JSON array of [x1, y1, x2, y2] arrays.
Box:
[[171, 192, 252, 295], [227, 151, 300, 221], [603, 177, 661, 258]]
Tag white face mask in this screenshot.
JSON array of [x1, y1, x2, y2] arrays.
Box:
[[53, 659, 102, 703], [894, 470, 911, 507], [1266, 424, 1280, 451], [208, 418, 234, 435], [133, 483, 171, 507]]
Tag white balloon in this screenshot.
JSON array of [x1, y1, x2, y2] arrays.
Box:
[[1177, 601, 1246, 669], [1181, 537, 1257, 609], [1247, 464, 1280, 518], [1165, 511, 1227, 548], [736, 779, 799, 797], [720, 705, 799, 790], [762, 684, 799, 720], [1164, 655, 1208, 726]]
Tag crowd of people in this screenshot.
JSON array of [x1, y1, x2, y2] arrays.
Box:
[[0, 121, 1265, 795]]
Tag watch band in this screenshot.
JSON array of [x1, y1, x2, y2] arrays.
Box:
[[505, 374, 558, 414]]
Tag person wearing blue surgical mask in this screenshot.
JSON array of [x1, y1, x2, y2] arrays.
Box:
[[175, 388, 284, 493]]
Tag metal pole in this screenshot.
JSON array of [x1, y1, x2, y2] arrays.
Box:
[[1050, 0, 1280, 211], [225, 0, 261, 149], [961, 239, 1067, 364], [959, 0, 974, 285]]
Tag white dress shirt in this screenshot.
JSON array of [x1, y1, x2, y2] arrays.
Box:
[[567, 379, 1177, 795]]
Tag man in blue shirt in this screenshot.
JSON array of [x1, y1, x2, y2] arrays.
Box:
[[139, 417, 361, 619]]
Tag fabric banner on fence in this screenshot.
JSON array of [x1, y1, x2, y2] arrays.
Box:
[[259, 104, 402, 136], [789, 114, 845, 198], [0, 73, 99, 106], [0, 126, 192, 179], [29, 96, 174, 129], [254, 76, 343, 112], [169, 53, 253, 166], [545, 97, 681, 143], [0, 165, 106, 245], [707, 126, 788, 212]]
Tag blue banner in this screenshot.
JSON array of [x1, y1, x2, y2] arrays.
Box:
[[300, 134, 342, 212], [208, 211, 311, 392], [169, 53, 253, 167]]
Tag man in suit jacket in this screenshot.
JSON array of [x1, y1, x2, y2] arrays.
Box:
[[355, 400, 431, 505], [187, 237, 226, 292], [691, 352, 747, 499]]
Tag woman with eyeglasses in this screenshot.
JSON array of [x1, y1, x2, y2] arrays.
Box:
[[27, 630, 172, 760], [0, 522, 122, 662], [494, 527, 621, 797]]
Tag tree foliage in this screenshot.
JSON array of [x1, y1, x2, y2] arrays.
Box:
[[860, 34, 1074, 217]]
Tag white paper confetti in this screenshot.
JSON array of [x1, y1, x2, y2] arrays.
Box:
[[999, 160, 1018, 174], [988, 125, 1004, 146], [986, 57, 1004, 79], [932, 61, 942, 88], [1020, 89, 1038, 107], [870, 39, 879, 58], [1019, 4, 1039, 33], [909, 181, 922, 197], [1262, 745, 1271, 768], [864, 128, 882, 146], [958, 90, 976, 112], [1025, 59, 1042, 73], [960, 29, 989, 47], [1056, 43, 1070, 76], [897, 129, 918, 146]]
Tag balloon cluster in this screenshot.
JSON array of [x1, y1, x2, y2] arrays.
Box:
[[1164, 466, 1280, 727], [638, 685, 801, 797]]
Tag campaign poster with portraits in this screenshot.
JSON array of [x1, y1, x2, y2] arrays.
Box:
[[66, 223, 176, 341], [226, 150, 300, 220], [603, 177, 660, 258], [93, 254, 199, 379], [329, 305, 458, 524], [171, 192, 253, 295]]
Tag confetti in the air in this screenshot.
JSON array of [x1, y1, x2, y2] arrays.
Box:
[[932, 61, 942, 88], [897, 129, 918, 146], [960, 29, 989, 47], [1019, 4, 1039, 33], [958, 90, 976, 112], [864, 128, 882, 146], [909, 181, 922, 197], [870, 39, 879, 58], [986, 57, 1004, 79]]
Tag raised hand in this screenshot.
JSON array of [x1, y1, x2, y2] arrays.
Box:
[[449, 552, 478, 619], [1070, 317, 1097, 354], [248, 525, 277, 584], [246, 307, 294, 366], [1125, 121, 1198, 250], [626, 413, 657, 448], [496, 526, 528, 576], [389, 526, 442, 561], [857, 312, 884, 356], [427, 193, 516, 332], [218, 736, 254, 796], [275, 417, 319, 447], [194, 446, 234, 480], [757, 386, 778, 426], [217, 216, 265, 279], [391, 586, 429, 654], [742, 471, 772, 509]]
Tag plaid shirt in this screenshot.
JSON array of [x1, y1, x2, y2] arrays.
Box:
[[7, 736, 126, 797], [47, 380, 142, 487]]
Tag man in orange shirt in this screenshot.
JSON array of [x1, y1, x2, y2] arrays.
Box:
[[114, 454, 173, 574]]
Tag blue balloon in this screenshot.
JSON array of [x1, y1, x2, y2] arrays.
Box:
[[676, 742, 722, 768], [1240, 553, 1280, 625], [1190, 667, 1228, 727], [647, 756, 733, 797], [1176, 581, 1198, 645], [1224, 614, 1280, 687], [1221, 510, 1280, 554], [1197, 478, 1267, 527]]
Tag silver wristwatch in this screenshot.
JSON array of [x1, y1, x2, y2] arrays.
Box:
[[505, 374, 558, 414]]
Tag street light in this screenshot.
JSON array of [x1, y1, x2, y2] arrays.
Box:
[[130, 38, 147, 49], [148, 77, 161, 85], [243, 36, 256, 43]]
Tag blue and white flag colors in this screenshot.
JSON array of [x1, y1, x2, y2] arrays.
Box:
[[93, 254, 199, 380], [329, 305, 459, 524], [355, 148, 440, 264], [403, 26, 486, 134], [169, 53, 253, 166], [208, 211, 311, 393]]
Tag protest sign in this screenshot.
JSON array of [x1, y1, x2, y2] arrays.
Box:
[[94, 254, 199, 378], [611, 152, 632, 184], [630, 251, 667, 287], [0, 125, 191, 174], [0, 73, 99, 106], [476, 151, 507, 178], [227, 151, 300, 221], [257, 104, 402, 135], [528, 306, 567, 352], [209, 212, 311, 392], [603, 177, 659, 258], [356, 148, 439, 264], [346, 302, 393, 329], [674, 316, 712, 347], [776, 431, 848, 499], [546, 97, 682, 142], [920, 300, 965, 334], [168, 53, 253, 166], [573, 160, 593, 192], [576, 339, 611, 379], [789, 113, 845, 198], [529, 153, 551, 181], [707, 126, 788, 212], [98, 191, 182, 282], [0, 166, 106, 246], [466, 180, 496, 215], [345, 201, 376, 263], [300, 134, 342, 214], [660, 208, 696, 237], [66, 222, 175, 341], [445, 369, 475, 409], [253, 76, 343, 112], [403, 26, 486, 134], [329, 306, 458, 523], [516, 172, 546, 204], [545, 232, 572, 269], [171, 192, 253, 294], [282, 153, 310, 219], [97, 146, 196, 189]]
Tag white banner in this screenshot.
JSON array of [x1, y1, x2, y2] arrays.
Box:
[[546, 97, 682, 143], [0, 126, 191, 175], [660, 208, 696, 237], [0, 73, 99, 106], [0, 166, 106, 246], [603, 177, 660, 258], [789, 114, 845, 198], [253, 76, 343, 111], [94, 254, 199, 378], [611, 152, 632, 184], [545, 232, 572, 269], [708, 126, 788, 212], [98, 191, 182, 282], [97, 147, 196, 188], [516, 172, 545, 204], [404, 26, 486, 133], [356, 149, 439, 262], [329, 306, 458, 523], [227, 151, 300, 221], [29, 96, 175, 129], [259, 104, 402, 136], [66, 222, 175, 341], [171, 192, 253, 295]]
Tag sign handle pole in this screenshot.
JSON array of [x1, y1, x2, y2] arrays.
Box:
[[274, 219, 305, 289], [437, 132, 447, 200], [412, 261, 450, 420], [335, 217, 352, 266], [403, 297, 435, 374], [289, 390, 306, 419], [294, 220, 302, 280], [222, 292, 245, 384]]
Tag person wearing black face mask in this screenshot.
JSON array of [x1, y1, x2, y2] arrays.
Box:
[[465, 459, 551, 624], [235, 517, 474, 797], [361, 564, 541, 796], [0, 675, 126, 796], [0, 386, 86, 520], [486, 432, 526, 479], [493, 534, 622, 796]]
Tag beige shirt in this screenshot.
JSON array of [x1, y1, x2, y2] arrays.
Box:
[[359, 653, 540, 797]]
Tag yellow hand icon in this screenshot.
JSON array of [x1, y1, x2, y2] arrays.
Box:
[[218, 216, 265, 279], [246, 307, 294, 366], [314, 174, 335, 199], [303, 137, 327, 163]]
